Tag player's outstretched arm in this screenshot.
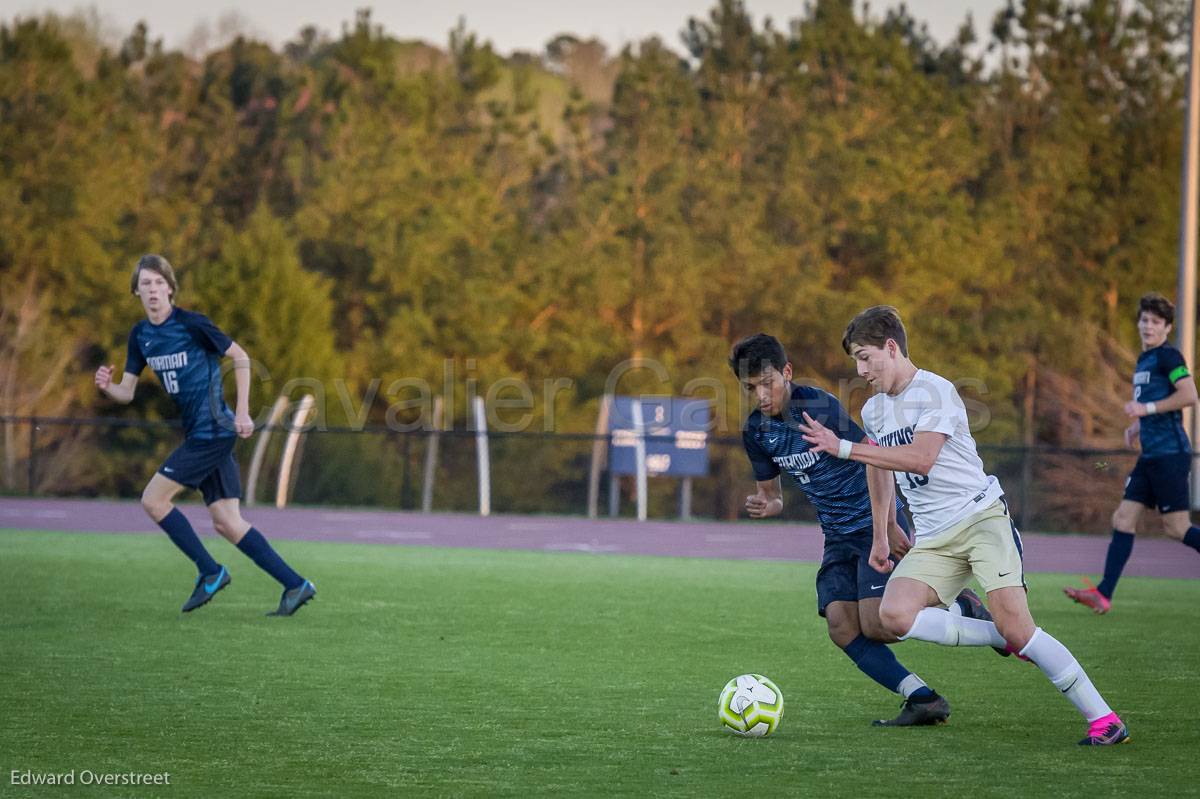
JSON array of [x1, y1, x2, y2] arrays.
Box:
[[1124, 375, 1198, 418], [799, 412, 947, 476], [94, 365, 137, 404], [744, 477, 783, 519], [223, 341, 255, 438]]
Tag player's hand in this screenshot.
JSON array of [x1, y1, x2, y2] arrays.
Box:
[[798, 412, 841, 455], [1124, 422, 1140, 449], [1123, 400, 1147, 418], [234, 411, 255, 439], [869, 540, 894, 574], [94, 364, 113, 391], [745, 494, 783, 519], [887, 522, 911, 559]]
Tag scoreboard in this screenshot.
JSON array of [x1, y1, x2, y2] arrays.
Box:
[[608, 396, 710, 477]]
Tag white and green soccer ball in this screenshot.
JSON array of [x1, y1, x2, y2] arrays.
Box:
[[718, 674, 784, 737]]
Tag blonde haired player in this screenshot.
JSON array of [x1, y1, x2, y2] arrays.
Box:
[[95, 254, 316, 616], [798, 305, 1128, 746]]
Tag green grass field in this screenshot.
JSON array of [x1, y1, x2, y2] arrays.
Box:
[[1, 529, 1194, 798]]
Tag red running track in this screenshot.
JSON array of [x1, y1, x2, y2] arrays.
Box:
[[2, 496, 1199, 579]]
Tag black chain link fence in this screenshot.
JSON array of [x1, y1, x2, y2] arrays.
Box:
[[1, 416, 1152, 534]]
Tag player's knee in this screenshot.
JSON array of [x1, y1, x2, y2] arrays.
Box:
[[997, 627, 1032, 652], [877, 603, 913, 639], [989, 608, 1034, 651], [824, 608, 858, 648], [1111, 506, 1137, 531], [1161, 516, 1189, 539], [859, 615, 891, 642], [211, 513, 249, 542], [826, 620, 856, 649], [140, 488, 170, 520]]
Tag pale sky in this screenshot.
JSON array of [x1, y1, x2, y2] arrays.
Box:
[[1, 1, 1008, 57]]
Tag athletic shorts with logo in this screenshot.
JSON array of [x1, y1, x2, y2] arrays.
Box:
[[890, 498, 1025, 606], [158, 436, 242, 505], [815, 514, 910, 617], [1123, 453, 1191, 514]]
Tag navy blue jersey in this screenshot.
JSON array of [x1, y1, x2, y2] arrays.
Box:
[[1134, 344, 1191, 456], [742, 384, 896, 537], [124, 308, 236, 440]]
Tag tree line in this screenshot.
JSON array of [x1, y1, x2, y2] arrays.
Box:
[[0, 0, 1189, 520]]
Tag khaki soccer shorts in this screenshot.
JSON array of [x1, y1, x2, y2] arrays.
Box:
[[891, 499, 1026, 606]]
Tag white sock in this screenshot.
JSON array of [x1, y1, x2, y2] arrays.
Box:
[[1019, 628, 1113, 722], [896, 674, 928, 699], [901, 607, 954, 644], [954, 614, 1008, 648], [902, 607, 1007, 648]]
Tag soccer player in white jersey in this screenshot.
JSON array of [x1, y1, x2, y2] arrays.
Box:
[[798, 306, 1128, 746]]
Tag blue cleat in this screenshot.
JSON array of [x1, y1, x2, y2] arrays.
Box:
[[267, 579, 316, 617], [181, 566, 230, 612]]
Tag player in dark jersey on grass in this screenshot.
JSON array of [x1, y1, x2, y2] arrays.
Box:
[[732, 334, 998, 727], [1065, 292, 1200, 613], [94, 254, 315, 616]]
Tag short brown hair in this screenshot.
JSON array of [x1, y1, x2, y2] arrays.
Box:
[[842, 305, 909, 357], [1138, 292, 1174, 326], [130, 254, 178, 300]]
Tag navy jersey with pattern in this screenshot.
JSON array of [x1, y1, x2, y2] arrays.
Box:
[[124, 308, 236, 440], [742, 384, 894, 537], [1134, 344, 1191, 456]]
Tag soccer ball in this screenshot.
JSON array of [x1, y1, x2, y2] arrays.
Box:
[[718, 674, 784, 737]]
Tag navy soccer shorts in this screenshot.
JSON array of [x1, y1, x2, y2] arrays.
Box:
[[158, 436, 242, 505], [815, 514, 910, 618], [1123, 453, 1192, 514]]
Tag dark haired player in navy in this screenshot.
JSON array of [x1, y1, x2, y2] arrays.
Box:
[[94, 254, 315, 616], [731, 333, 997, 727], [1065, 292, 1200, 613]]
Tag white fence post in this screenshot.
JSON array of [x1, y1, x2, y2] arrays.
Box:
[[632, 400, 647, 522], [245, 395, 288, 508], [473, 395, 491, 517], [421, 396, 443, 513], [275, 394, 315, 510]]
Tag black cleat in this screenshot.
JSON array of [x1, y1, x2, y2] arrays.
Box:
[[955, 588, 1009, 658], [267, 579, 316, 617], [181, 566, 230, 612], [872, 694, 951, 727]]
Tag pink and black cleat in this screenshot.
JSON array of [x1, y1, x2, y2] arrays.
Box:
[[1078, 712, 1129, 746], [1063, 578, 1111, 615]]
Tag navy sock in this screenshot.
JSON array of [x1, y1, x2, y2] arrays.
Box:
[[1096, 530, 1135, 599], [157, 508, 220, 576], [1184, 526, 1200, 554], [842, 634, 916, 695], [236, 528, 304, 589]]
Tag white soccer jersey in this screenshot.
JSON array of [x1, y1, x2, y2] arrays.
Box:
[[861, 369, 1004, 540]]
